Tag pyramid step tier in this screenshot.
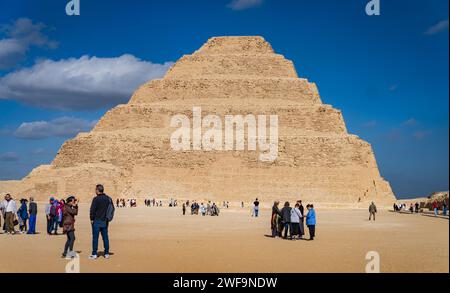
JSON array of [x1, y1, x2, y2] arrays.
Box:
[[53, 130, 377, 170], [165, 54, 298, 79], [130, 78, 321, 104], [93, 103, 347, 134]]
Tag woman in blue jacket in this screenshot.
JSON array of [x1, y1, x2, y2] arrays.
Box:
[[305, 204, 316, 240], [18, 199, 29, 233]]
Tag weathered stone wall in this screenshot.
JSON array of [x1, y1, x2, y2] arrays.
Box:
[[0, 36, 396, 205]]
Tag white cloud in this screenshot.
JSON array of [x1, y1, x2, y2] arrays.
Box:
[[0, 54, 174, 111], [0, 18, 57, 69], [227, 0, 263, 11], [0, 152, 19, 162], [14, 117, 98, 140], [424, 20, 449, 35]]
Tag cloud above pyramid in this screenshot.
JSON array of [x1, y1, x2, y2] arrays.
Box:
[[0, 54, 173, 111]]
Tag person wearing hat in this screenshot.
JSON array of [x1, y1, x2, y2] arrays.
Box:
[[62, 196, 78, 258], [17, 198, 29, 233]]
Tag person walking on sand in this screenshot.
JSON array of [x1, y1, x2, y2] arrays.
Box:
[[2, 194, 17, 234], [443, 201, 448, 216], [62, 196, 78, 258], [28, 197, 38, 234], [306, 204, 316, 240], [253, 198, 260, 217], [182, 203, 186, 215], [89, 184, 114, 260], [369, 202, 377, 221], [280, 202, 292, 239]]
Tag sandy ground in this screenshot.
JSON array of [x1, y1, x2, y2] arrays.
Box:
[[0, 204, 448, 273]]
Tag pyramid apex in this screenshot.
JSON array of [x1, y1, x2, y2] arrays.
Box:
[[196, 36, 274, 55]]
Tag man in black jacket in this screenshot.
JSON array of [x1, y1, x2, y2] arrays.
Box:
[[27, 197, 38, 234], [89, 184, 113, 259]]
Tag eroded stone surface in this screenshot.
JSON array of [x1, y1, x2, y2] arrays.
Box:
[[0, 36, 395, 205]]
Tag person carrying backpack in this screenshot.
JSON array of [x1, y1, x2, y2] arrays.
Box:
[[89, 184, 115, 260]]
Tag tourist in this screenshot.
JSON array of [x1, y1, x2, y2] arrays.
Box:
[[89, 184, 114, 260], [253, 198, 260, 217], [369, 202, 377, 221], [50, 199, 60, 235], [414, 202, 420, 213], [2, 194, 17, 234], [17, 199, 29, 233], [182, 203, 186, 215], [0, 199, 3, 233], [28, 197, 38, 234], [58, 199, 65, 229], [211, 203, 220, 216], [271, 201, 282, 238], [116, 198, 120, 208], [62, 196, 78, 258], [241, 201, 244, 208], [200, 203, 206, 216], [280, 202, 292, 239], [290, 203, 302, 240], [432, 201, 439, 216], [297, 200, 305, 238], [409, 203, 414, 214], [443, 201, 448, 216], [306, 204, 316, 240], [206, 201, 211, 215], [45, 197, 54, 234]]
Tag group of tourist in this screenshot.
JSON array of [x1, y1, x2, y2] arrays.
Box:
[[182, 201, 220, 216], [116, 198, 137, 208], [271, 200, 316, 240], [431, 200, 448, 216], [393, 200, 448, 217], [0, 194, 38, 235], [0, 185, 114, 260], [143, 198, 165, 207]]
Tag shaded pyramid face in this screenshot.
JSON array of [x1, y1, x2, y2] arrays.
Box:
[[0, 36, 395, 205]]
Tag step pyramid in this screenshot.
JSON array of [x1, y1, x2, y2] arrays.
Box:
[[0, 36, 395, 205]]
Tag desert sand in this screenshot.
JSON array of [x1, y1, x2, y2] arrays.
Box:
[[0, 204, 448, 273]]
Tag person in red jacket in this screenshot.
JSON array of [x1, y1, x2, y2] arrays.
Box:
[[432, 201, 439, 216]]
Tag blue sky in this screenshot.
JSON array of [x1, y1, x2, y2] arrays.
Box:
[[0, 0, 448, 199]]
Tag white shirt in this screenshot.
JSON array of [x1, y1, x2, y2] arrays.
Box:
[[3, 200, 17, 213], [290, 207, 302, 223]]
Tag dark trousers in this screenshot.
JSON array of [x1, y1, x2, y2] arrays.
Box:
[[52, 218, 59, 234], [307, 225, 316, 239], [282, 222, 291, 238], [92, 220, 110, 255], [28, 215, 36, 234], [64, 230, 76, 254], [46, 217, 52, 234], [20, 218, 28, 232]]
